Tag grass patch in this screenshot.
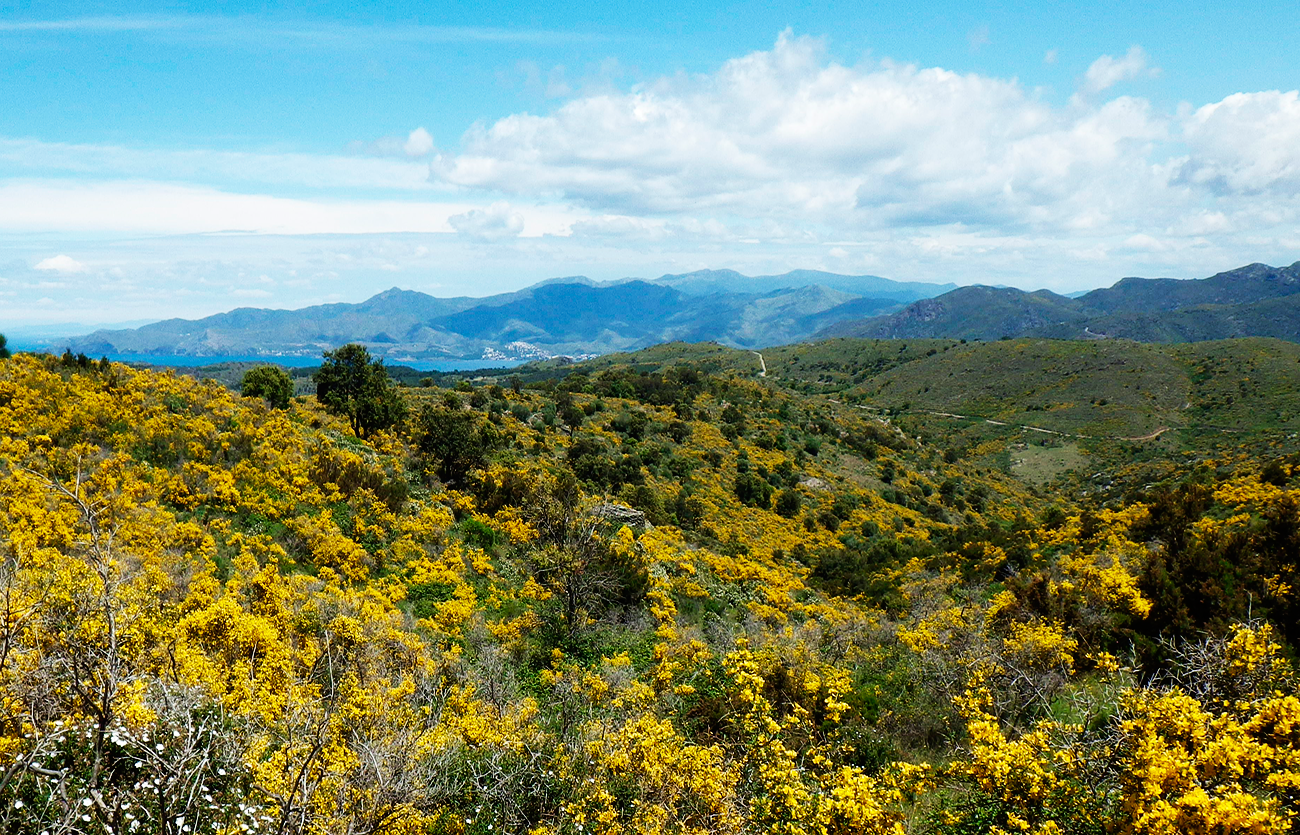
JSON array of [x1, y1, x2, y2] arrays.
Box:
[[1011, 441, 1087, 486]]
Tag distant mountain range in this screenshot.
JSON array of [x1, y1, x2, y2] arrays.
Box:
[[820, 262, 1300, 343], [63, 270, 955, 361], [56, 262, 1300, 362]]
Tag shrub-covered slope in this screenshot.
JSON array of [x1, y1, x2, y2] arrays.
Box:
[[0, 346, 1297, 835]]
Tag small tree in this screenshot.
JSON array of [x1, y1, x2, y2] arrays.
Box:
[[0, 333, 9, 359], [240, 365, 294, 409], [775, 487, 802, 518], [735, 471, 773, 509], [416, 405, 500, 485], [313, 344, 407, 438], [556, 391, 585, 434]]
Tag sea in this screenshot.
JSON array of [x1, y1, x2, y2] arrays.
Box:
[[9, 346, 527, 373]]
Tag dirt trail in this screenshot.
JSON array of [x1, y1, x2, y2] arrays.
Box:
[[933, 410, 1171, 442], [1119, 427, 1171, 441], [838, 403, 1174, 443], [752, 351, 767, 377]]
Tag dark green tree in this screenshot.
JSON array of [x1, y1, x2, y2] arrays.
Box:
[[0, 333, 9, 360], [556, 391, 585, 434], [775, 488, 802, 518], [735, 471, 773, 509], [240, 365, 294, 409], [416, 405, 500, 485], [312, 344, 406, 438]]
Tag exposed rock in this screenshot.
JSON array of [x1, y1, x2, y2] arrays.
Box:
[[591, 503, 650, 529]]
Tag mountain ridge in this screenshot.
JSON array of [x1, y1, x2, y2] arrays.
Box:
[[60, 262, 1300, 361], [65, 269, 951, 360], [823, 262, 1300, 343]]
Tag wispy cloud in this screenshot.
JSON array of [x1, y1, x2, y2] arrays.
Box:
[[1080, 46, 1159, 95], [0, 180, 578, 237], [0, 137, 435, 190], [0, 15, 602, 46], [0, 17, 179, 32], [449, 202, 527, 241]]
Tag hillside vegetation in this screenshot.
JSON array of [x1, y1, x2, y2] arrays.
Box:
[[0, 339, 1298, 835]]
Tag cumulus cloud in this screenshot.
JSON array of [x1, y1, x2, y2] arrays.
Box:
[[403, 127, 435, 157], [34, 254, 86, 273], [431, 32, 1168, 237], [413, 32, 1300, 287], [1177, 90, 1300, 195], [6, 31, 1300, 305], [448, 202, 526, 241], [1081, 46, 1157, 95]]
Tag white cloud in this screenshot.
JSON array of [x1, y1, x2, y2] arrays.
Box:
[[448, 202, 526, 241], [1119, 233, 1170, 253], [0, 16, 178, 32], [3, 31, 1300, 312], [0, 137, 434, 190], [34, 254, 86, 273], [1177, 90, 1300, 195], [432, 32, 1168, 237], [0, 181, 577, 236], [1173, 210, 1232, 236], [0, 16, 599, 46], [1081, 46, 1157, 95], [403, 128, 436, 158]]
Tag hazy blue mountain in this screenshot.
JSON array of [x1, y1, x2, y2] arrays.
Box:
[[650, 268, 954, 301], [64, 268, 939, 360], [71, 288, 480, 357], [431, 282, 687, 344]]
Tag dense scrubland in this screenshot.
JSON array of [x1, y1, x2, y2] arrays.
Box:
[[0, 337, 1298, 835]]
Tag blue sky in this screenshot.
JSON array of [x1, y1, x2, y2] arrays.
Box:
[[2, 1, 1299, 324]]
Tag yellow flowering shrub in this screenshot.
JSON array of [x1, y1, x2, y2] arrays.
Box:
[[0, 350, 1296, 835]]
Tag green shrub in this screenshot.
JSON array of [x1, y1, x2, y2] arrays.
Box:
[[240, 365, 293, 409]]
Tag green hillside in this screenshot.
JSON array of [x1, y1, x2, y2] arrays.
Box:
[[819, 286, 1085, 341], [484, 336, 1300, 495]]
